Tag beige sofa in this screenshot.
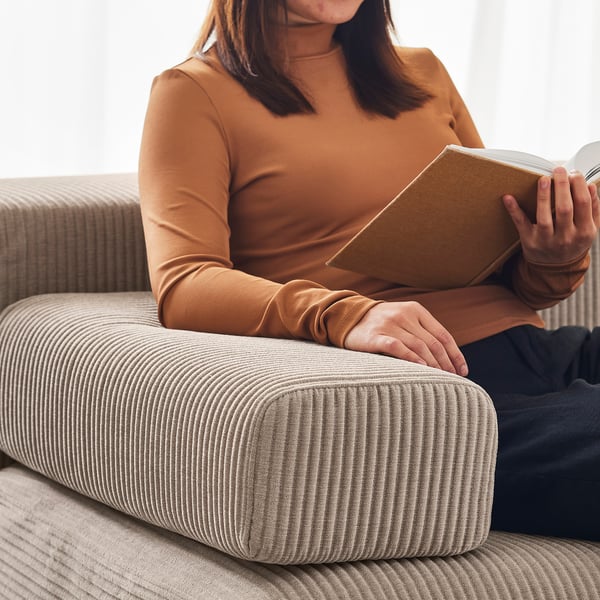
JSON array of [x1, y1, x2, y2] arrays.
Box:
[[1, 174, 599, 599]]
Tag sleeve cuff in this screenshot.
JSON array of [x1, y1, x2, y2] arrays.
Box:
[[513, 250, 590, 305], [323, 295, 383, 349], [523, 250, 590, 274]]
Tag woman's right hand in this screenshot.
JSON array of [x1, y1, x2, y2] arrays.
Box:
[[344, 301, 468, 376]]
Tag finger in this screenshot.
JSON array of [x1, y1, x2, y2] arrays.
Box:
[[553, 166, 574, 229], [535, 175, 554, 231], [384, 307, 447, 370], [372, 335, 429, 366], [415, 310, 469, 376], [405, 330, 459, 374], [502, 194, 534, 238], [570, 171, 593, 228], [589, 183, 600, 229], [397, 329, 450, 372]]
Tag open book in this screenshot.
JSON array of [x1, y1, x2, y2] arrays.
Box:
[[328, 141, 600, 289]]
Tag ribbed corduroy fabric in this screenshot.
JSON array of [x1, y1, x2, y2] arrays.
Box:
[[1, 173, 599, 590], [0, 174, 151, 472], [0, 174, 149, 313], [0, 292, 496, 564], [2, 464, 600, 600]]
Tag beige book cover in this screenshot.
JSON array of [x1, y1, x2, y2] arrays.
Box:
[[328, 144, 600, 289]]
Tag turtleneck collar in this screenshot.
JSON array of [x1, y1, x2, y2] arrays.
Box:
[[283, 22, 339, 59]]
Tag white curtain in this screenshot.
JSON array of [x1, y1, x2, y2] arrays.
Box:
[[1, 0, 599, 177], [394, 0, 600, 158], [0, 0, 208, 177]]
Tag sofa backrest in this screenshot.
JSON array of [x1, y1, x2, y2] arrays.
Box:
[[0, 173, 150, 313]]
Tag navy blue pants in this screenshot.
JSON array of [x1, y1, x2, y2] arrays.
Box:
[[461, 325, 600, 541]]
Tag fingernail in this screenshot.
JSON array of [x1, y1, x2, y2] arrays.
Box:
[[540, 177, 550, 189], [554, 166, 567, 176], [460, 365, 469, 376]]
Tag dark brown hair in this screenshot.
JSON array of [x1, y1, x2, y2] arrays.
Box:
[[191, 0, 432, 118]]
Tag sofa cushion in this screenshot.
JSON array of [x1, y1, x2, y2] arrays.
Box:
[[0, 292, 497, 565], [2, 464, 599, 600]]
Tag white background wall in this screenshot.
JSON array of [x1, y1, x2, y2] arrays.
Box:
[[1, 0, 599, 177]]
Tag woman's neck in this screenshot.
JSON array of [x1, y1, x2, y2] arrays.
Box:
[[283, 22, 337, 59]]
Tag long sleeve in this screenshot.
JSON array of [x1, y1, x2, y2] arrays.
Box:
[[503, 251, 590, 310], [138, 69, 378, 346]]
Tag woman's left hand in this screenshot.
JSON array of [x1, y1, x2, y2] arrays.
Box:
[[502, 166, 600, 265]]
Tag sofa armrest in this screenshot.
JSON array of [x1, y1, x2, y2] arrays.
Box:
[[0, 174, 149, 313], [0, 292, 497, 565], [539, 236, 600, 328]]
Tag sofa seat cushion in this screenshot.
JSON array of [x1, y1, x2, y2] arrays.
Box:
[[0, 292, 496, 565], [2, 465, 599, 600]]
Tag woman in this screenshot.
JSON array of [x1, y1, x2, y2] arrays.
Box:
[[139, 0, 600, 540]]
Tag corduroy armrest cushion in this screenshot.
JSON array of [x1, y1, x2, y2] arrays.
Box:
[[0, 292, 497, 565], [0, 174, 149, 471]]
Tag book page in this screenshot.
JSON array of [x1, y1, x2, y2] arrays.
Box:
[[448, 144, 556, 175], [565, 141, 600, 182], [451, 141, 600, 182]]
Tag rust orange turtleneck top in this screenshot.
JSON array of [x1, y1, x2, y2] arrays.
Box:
[[139, 23, 588, 348]]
